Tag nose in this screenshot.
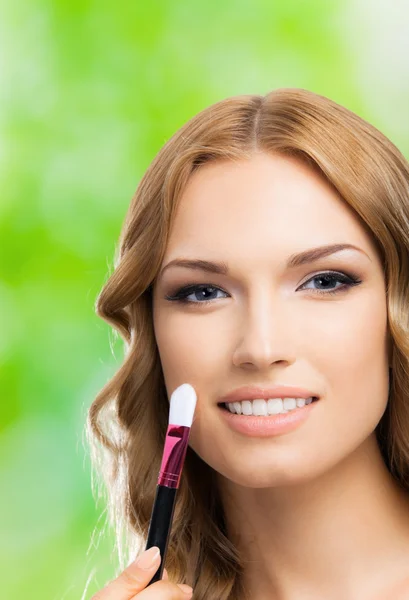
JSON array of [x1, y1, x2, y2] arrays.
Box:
[[232, 293, 297, 371]]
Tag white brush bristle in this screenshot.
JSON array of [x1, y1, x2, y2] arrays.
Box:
[[169, 383, 197, 427]]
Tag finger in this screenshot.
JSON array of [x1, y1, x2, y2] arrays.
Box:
[[94, 546, 162, 599]]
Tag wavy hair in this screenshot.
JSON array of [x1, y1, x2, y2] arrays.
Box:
[[85, 88, 409, 599]]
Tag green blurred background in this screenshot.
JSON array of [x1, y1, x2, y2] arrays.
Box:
[[1, 1, 408, 598]]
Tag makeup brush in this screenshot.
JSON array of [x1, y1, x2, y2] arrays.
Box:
[[145, 383, 197, 584]]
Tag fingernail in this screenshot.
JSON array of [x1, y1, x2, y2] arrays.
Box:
[[134, 546, 160, 570], [177, 583, 193, 596]]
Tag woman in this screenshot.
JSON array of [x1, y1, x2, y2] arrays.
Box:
[[88, 88, 409, 600]]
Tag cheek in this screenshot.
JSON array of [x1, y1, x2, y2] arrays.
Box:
[[301, 287, 387, 358], [307, 292, 388, 401], [298, 293, 389, 451], [153, 310, 226, 398]]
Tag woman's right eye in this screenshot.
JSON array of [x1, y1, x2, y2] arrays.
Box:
[[165, 284, 228, 305]]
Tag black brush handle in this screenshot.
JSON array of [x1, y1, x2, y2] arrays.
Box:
[[145, 484, 177, 584]]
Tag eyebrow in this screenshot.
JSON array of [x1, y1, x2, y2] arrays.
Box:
[[158, 243, 371, 279]]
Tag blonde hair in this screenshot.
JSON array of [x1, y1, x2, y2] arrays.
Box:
[[86, 88, 409, 599]]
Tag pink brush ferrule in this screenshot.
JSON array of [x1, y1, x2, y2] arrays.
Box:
[[158, 424, 190, 488]]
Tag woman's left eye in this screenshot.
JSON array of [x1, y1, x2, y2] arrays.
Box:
[[164, 271, 363, 305]]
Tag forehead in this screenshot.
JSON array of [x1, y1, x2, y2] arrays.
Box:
[[165, 152, 377, 262]]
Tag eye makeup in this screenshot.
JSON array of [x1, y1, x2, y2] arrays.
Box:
[[164, 270, 363, 306]]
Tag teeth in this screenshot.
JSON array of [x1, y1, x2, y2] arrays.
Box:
[[226, 397, 314, 415]]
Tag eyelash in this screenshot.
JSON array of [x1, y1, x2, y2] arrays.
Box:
[[164, 271, 363, 306]]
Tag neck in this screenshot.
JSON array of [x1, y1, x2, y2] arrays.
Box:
[[218, 433, 409, 600]]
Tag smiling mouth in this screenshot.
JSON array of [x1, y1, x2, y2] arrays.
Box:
[[218, 397, 319, 412]]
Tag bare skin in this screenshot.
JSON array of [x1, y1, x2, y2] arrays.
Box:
[[152, 152, 409, 599]]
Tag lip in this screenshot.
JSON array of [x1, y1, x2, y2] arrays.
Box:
[[219, 385, 319, 404], [219, 400, 319, 437]]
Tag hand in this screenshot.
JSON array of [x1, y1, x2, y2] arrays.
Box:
[[91, 546, 193, 599]]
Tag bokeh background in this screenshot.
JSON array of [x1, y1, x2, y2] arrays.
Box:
[[1, 1, 409, 598]]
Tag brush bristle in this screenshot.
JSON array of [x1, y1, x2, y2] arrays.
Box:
[[169, 383, 197, 427]]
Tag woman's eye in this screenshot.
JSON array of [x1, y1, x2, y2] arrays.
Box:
[[166, 285, 227, 305], [164, 271, 362, 305]]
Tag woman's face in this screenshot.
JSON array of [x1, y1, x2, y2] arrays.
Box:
[[152, 152, 390, 487]]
